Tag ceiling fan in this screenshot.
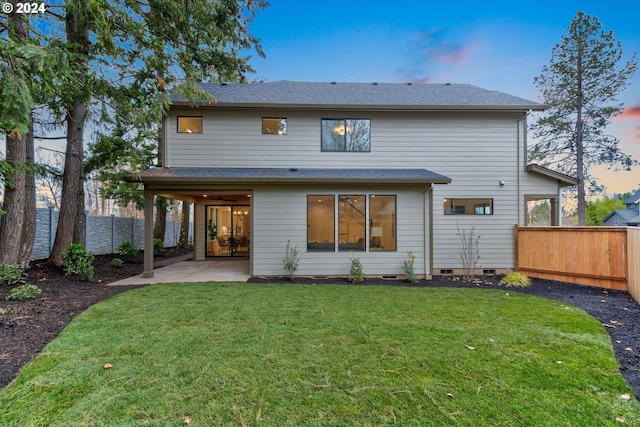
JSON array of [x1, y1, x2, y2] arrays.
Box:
[[214, 194, 238, 202]]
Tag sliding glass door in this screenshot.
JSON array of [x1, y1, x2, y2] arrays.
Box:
[[206, 205, 250, 257]]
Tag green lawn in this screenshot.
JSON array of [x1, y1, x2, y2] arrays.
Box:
[[1, 283, 639, 426]]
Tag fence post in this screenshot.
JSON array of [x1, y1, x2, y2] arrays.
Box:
[[84, 211, 89, 249], [112, 214, 116, 253], [49, 206, 55, 252], [514, 225, 519, 272]]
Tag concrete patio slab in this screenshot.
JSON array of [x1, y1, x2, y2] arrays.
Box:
[[108, 259, 250, 286]]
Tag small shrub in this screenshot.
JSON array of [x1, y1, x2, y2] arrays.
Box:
[[153, 238, 163, 255], [499, 272, 532, 288], [282, 240, 299, 280], [0, 263, 27, 287], [0, 307, 6, 315], [62, 244, 95, 281], [349, 257, 363, 285], [403, 251, 418, 284], [117, 241, 139, 261], [6, 284, 41, 301], [111, 258, 124, 267]]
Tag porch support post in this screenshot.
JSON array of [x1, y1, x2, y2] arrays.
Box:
[[550, 198, 558, 226], [142, 189, 154, 278]]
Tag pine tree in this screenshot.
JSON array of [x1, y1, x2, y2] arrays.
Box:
[[530, 11, 637, 225]]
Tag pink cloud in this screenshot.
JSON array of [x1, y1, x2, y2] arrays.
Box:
[[398, 30, 478, 83], [436, 45, 478, 65], [634, 126, 640, 140], [616, 105, 640, 120], [401, 76, 434, 84]]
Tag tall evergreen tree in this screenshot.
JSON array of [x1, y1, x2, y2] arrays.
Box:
[[0, 2, 56, 266], [530, 11, 637, 225], [1, 1, 266, 265]]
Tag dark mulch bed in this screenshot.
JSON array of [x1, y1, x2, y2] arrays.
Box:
[[2, 261, 639, 402]]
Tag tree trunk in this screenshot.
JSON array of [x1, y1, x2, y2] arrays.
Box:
[[0, 134, 26, 266], [153, 196, 168, 242], [72, 184, 86, 246], [178, 201, 191, 248], [49, 8, 89, 265], [0, 8, 34, 267], [50, 101, 87, 265], [576, 44, 586, 226], [18, 121, 36, 267]]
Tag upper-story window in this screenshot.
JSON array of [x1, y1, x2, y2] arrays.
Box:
[[177, 116, 203, 133], [444, 198, 493, 215], [262, 118, 287, 135], [321, 119, 370, 152]]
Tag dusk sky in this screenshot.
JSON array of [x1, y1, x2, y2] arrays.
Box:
[[248, 0, 640, 196]]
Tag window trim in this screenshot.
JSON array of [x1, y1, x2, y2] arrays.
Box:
[[177, 116, 203, 134], [321, 118, 371, 152], [306, 193, 397, 252], [262, 117, 287, 135], [444, 198, 494, 215], [369, 195, 397, 252], [307, 195, 335, 252], [338, 194, 366, 252]]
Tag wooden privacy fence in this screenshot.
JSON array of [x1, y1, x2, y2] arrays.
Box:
[[515, 226, 631, 292], [628, 227, 640, 303]]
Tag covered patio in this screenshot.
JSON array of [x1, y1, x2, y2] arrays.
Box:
[[109, 259, 250, 286]]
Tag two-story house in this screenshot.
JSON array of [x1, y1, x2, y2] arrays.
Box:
[[132, 81, 578, 279], [604, 189, 640, 226]]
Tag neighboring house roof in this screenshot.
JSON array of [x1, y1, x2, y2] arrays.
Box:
[[526, 164, 580, 187], [623, 188, 640, 205], [170, 81, 546, 111], [603, 209, 638, 223], [131, 167, 452, 185], [627, 216, 640, 225]]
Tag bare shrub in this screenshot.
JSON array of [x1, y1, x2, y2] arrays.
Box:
[[457, 222, 480, 281]]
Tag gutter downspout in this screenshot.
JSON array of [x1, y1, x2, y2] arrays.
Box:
[[519, 114, 525, 226]]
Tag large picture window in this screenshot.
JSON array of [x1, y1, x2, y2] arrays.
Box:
[[321, 119, 371, 152], [177, 116, 203, 133], [307, 196, 335, 251], [444, 198, 493, 215], [307, 194, 397, 252], [369, 195, 396, 251], [338, 195, 365, 251]]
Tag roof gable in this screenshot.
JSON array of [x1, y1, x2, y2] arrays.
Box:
[[171, 81, 545, 111], [526, 164, 579, 187], [603, 209, 638, 223], [623, 189, 640, 205]]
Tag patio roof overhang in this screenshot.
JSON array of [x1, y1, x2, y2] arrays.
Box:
[[526, 164, 579, 187], [127, 167, 452, 186]]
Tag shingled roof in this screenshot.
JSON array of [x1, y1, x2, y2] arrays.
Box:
[[130, 167, 451, 185], [623, 189, 640, 205], [170, 81, 545, 111]]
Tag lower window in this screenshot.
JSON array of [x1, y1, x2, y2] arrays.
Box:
[[339, 195, 365, 251], [369, 195, 396, 251], [444, 198, 493, 215], [307, 194, 397, 251], [307, 196, 335, 251]]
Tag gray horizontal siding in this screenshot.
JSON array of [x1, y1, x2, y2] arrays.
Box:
[[166, 109, 523, 171], [170, 108, 561, 272], [251, 185, 427, 277]]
